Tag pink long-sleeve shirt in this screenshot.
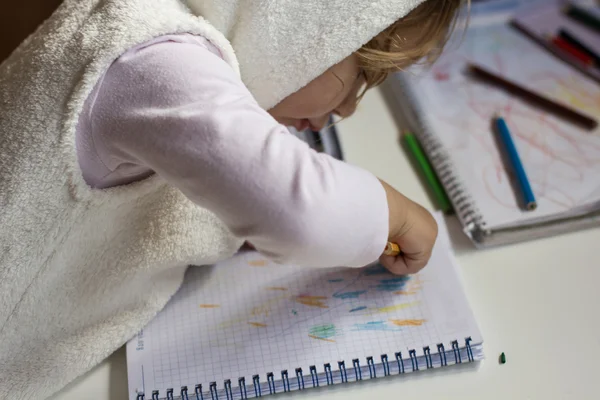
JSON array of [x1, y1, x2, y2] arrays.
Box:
[[75, 34, 388, 267]]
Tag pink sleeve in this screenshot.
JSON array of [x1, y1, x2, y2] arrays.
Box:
[[85, 35, 389, 268]]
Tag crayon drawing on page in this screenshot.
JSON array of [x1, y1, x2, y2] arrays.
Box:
[[199, 261, 428, 346], [414, 23, 600, 227]]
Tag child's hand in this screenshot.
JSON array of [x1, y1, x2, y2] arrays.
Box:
[[378, 180, 438, 275]]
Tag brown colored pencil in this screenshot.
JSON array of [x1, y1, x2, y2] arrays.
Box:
[[468, 63, 598, 130]]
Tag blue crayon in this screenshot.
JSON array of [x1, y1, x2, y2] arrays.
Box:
[[494, 115, 537, 211]]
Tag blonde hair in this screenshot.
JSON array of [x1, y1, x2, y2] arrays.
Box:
[[357, 0, 468, 90]]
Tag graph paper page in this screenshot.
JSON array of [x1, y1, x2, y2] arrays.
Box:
[[126, 213, 481, 399], [405, 6, 600, 230]]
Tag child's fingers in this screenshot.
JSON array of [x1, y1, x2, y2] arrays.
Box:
[[404, 250, 432, 273], [379, 254, 410, 275], [379, 251, 431, 275]]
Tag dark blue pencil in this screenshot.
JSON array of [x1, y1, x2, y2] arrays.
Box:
[[493, 115, 537, 211]]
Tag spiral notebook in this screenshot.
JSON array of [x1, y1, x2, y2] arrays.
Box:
[[388, 0, 600, 247], [126, 213, 483, 400], [290, 120, 344, 161]]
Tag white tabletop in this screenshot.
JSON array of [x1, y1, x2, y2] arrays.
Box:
[[55, 84, 600, 400]]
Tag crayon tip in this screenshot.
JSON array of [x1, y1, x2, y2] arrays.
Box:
[[526, 201, 537, 211]]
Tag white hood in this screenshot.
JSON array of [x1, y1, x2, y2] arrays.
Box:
[[186, 0, 426, 109]]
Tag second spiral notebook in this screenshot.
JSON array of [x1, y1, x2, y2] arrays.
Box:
[[126, 213, 483, 400]]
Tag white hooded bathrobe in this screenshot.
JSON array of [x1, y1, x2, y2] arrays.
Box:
[[0, 0, 425, 398]]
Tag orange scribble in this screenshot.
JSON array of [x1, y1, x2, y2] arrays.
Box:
[[219, 319, 244, 329], [248, 260, 268, 267], [266, 287, 288, 291], [248, 322, 267, 328], [251, 294, 290, 317], [376, 302, 417, 313], [308, 334, 335, 343], [394, 276, 423, 296], [199, 304, 220, 309], [295, 295, 328, 308], [389, 319, 426, 326]]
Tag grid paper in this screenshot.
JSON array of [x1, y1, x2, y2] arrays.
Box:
[[126, 213, 482, 399]]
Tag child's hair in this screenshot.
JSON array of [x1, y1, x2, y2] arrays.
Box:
[[357, 0, 468, 90]]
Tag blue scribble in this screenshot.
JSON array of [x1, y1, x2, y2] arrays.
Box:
[[352, 321, 401, 332], [349, 306, 368, 313], [333, 290, 367, 299], [376, 276, 411, 292], [380, 277, 410, 283], [328, 279, 344, 283], [363, 264, 389, 276]]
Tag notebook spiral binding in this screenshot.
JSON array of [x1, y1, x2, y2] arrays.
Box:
[[136, 337, 475, 400], [389, 73, 489, 242]]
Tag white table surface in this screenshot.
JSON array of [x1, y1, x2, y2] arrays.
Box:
[[55, 83, 600, 400]]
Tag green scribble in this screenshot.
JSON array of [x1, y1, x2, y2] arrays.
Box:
[[333, 290, 367, 299], [292, 309, 298, 315], [309, 324, 337, 339]]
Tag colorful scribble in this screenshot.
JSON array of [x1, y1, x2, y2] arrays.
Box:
[[250, 293, 290, 318], [363, 264, 388, 276], [199, 304, 220, 309], [333, 290, 367, 299], [376, 302, 418, 313], [295, 295, 328, 308], [248, 322, 267, 328], [376, 276, 411, 292], [248, 260, 268, 267], [308, 324, 338, 342], [308, 335, 336, 343], [205, 254, 426, 341], [389, 319, 426, 326], [394, 276, 423, 295], [352, 321, 401, 332]]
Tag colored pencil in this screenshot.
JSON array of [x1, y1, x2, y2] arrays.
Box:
[[510, 20, 600, 86], [403, 133, 453, 213], [384, 242, 401, 257], [493, 115, 537, 211], [468, 63, 598, 130], [564, 3, 600, 33], [551, 36, 594, 65], [558, 28, 600, 65]]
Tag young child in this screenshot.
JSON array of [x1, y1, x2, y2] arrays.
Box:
[[0, 0, 464, 397]]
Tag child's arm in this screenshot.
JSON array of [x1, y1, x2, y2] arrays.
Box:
[[83, 36, 436, 269]]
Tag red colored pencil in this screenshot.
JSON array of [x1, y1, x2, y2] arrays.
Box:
[[510, 20, 600, 85], [551, 36, 594, 66]]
